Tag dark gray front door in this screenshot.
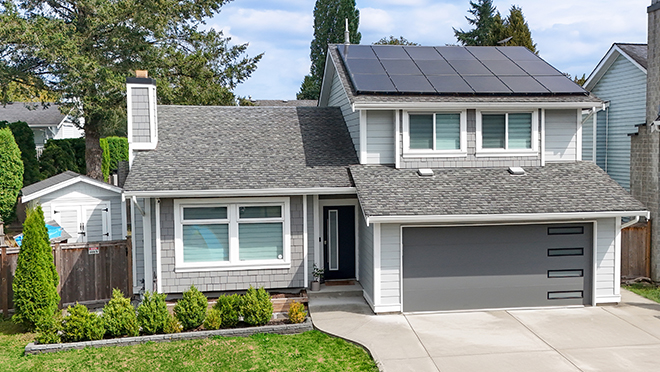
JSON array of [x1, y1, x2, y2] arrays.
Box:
[[323, 206, 355, 280], [402, 223, 592, 312]]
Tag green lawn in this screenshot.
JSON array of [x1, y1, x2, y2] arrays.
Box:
[[624, 283, 660, 303], [0, 319, 378, 372]]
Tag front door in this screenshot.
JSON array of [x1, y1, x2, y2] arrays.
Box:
[[323, 206, 355, 280]]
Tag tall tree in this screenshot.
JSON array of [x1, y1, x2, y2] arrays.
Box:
[[298, 0, 361, 100], [0, 120, 40, 186], [374, 36, 419, 46], [453, 0, 501, 46], [0, 127, 22, 223], [504, 6, 537, 53], [0, 1, 262, 180]]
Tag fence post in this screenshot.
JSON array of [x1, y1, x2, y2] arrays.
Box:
[[127, 239, 133, 298]]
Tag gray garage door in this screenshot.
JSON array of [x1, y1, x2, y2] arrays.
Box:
[[402, 224, 592, 312]]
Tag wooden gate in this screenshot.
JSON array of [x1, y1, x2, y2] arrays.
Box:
[[621, 221, 651, 279]]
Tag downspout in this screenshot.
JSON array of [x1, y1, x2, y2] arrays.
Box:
[[155, 198, 162, 293], [604, 102, 610, 171], [621, 216, 640, 229]]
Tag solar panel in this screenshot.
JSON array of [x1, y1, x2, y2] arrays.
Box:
[[535, 76, 587, 94], [499, 76, 550, 93], [338, 44, 377, 59], [463, 76, 512, 93], [466, 47, 508, 60], [372, 46, 410, 59], [496, 46, 538, 61], [427, 75, 474, 94], [436, 47, 475, 60], [351, 73, 396, 92], [516, 60, 563, 76], [448, 60, 492, 76], [390, 75, 436, 93], [380, 59, 422, 75], [345, 59, 386, 74], [404, 46, 443, 60], [415, 59, 456, 75], [480, 60, 527, 76]]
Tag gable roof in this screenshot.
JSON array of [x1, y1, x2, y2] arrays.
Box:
[[123, 106, 358, 196], [584, 43, 647, 91], [253, 100, 317, 107], [0, 103, 68, 128], [22, 171, 123, 203], [350, 162, 646, 223]]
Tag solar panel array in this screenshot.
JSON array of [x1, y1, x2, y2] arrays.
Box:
[[337, 45, 587, 95]]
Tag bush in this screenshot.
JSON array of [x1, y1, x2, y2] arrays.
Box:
[[163, 313, 183, 334], [0, 120, 40, 187], [12, 205, 60, 331], [100, 137, 128, 182], [203, 308, 223, 330], [102, 289, 139, 338], [62, 303, 105, 342], [38, 137, 85, 179], [287, 301, 307, 324], [35, 312, 63, 344], [213, 294, 241, 328], [0, 127, 23, 223], [240, 286, 273, 326], [174, 285, 207, 331], [137, 291, 168, 335]]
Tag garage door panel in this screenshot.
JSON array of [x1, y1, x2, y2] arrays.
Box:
[[402, 224, 592, 312]]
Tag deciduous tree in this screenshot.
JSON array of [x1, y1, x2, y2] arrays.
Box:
[[373, 36, 419, 46]]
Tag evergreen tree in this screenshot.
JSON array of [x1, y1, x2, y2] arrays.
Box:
[[298, 0, 361, 100], [0, 120, 40, 186], [454, 0, 501, 46], [0, 127, 23, 223], [374, 36, 419, 46], [12, 205, 60, 330], [504, 6, 537, 53]]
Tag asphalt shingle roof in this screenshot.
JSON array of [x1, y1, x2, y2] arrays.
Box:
[[123, 106, 358, 192], [0, 103, 67, 127], [22, 171, 80, 196], [350, 162, 646, 218], [616, 43, 647, 70], [252, 100, 317, 107]]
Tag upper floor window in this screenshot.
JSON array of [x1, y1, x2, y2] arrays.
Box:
[[404, 111, 467, 156], [477, 111, 538, 156]]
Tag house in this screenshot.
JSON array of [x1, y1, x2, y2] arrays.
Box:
[[21, 171, 125, 243], [124, 45, 646, 313], [0, 103, 84, 153], [583, 43, 647, 190]]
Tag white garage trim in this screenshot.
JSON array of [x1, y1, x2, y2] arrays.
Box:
[[367, 211, 648, 225]]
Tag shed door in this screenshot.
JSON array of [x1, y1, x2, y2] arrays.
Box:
[[402, 223, 592, 312], [53, 206, 83, 243], [52, 202, 111, 243]]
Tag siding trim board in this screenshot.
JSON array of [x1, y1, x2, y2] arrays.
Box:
[[366, 211, 648, 225]]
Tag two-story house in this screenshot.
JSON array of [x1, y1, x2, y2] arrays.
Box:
[[123, 45, 646, 314]]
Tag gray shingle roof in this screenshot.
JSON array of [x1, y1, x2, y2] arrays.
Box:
[[616, 43, 647, 69], [350, 162, 646, 218], [123, 106, 358, 192], [22, 171, 80, 196], [0, 103, 67, 127], [253, 100, 317, 107], [328, 45, 603, 106]]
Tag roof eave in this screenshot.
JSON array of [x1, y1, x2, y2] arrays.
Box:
[[584, 44, 647, 90], [353, 100, 601, 110], [123, 187, 357, 198]]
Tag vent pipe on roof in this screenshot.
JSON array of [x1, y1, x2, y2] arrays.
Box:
[[418, 169, 434, 177], [344, 18, 350, 45], [508, 166, 525, 175]]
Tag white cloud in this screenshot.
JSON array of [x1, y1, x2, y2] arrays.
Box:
[[360, 8, 395, 34]]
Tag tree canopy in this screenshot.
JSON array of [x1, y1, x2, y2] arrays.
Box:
[[297, 0, 361, 100], [373, 36, 419, 46], [0, 0, 262, 180], [0, 127, 23, 223]]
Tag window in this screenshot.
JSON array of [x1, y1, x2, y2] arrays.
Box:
[[175, 198, 290, 271], [477, 111, 537, 155], [405, 111, 466, 156]]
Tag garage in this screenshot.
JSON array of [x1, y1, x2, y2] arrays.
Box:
[[402, 223, 592, 312]]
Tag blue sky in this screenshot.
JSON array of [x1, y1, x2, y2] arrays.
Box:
[[208, 0, 649, 100]]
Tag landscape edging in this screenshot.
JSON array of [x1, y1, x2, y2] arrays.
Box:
[[25, 318, 313, 355]]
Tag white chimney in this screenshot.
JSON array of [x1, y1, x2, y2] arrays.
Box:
[[126, 71, 157, 166]]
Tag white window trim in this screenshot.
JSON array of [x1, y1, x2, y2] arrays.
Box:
[[174, 197, 291, 272], [476, 110, 539, 157], [402, 110, 467, 158]]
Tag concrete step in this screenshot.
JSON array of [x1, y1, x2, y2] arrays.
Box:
[[308, 295, 373, 314], [306, 283, 363, 300]]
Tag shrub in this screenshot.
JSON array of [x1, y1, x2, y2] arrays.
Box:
[[102, 289, 139, 338], [38, 137, 85, 179], [35, 312, 63, 344], [240, 286, 273, 326], [62, 303, 105, 342], [203, 308, 223, 330], [287, 301, 307, 324], [0, 127, 23, 223], [174, 285, 208, 331], [12, 205, 60, 331], [137, 291, 168, 335], [163, 313, 183, 334], [213, 294, 241, 328], [0, 120, 40, 187], [100, 137, 128, 182]]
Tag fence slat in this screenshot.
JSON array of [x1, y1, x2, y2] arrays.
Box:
[[621, 221, 651, 279]]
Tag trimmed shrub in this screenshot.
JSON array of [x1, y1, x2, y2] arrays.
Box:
[[62, 303, 105, 342], [100, 138, 110, 182], [173, 285, 208, 331], [240, 286, 273, 326], [35, 312, 63, 344], [0, 127, 23, 223], [163, 313, 183, 334], [203, 308, 223, 330], [12, 205, 60, 331], [38, 137, 85, 179], [0, 120, 40, 187], [100, 137, 128, 182], [213, 294, 241, 328], [137, 291, 168, 335], [287, 301, 307, 324], [102, 289, 139, 338]]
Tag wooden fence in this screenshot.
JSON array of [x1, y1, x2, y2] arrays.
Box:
[[621, 221, 651, 279], [1, 239, 132, 316]]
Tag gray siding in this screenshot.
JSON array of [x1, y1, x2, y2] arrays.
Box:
[[133, 198, 145, 290], [327, 71, 360, 154], [400, 109, 542, 168], [380, 224, 400, 307], [545, 109, 578, 162], [306, 195, 314, 287], [366, 110, 395, 164], [131, 87, 151, 143], [590, 54, 647, 190], [595, 218, 618, 300], [357, 205, 374, 304], [159, 196, 305, 294], [582, 112, 594, 162]]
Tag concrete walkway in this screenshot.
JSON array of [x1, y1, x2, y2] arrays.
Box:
[[309, 287, 660, 372]]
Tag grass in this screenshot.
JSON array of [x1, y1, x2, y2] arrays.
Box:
[[624, 283, 660, 303], [0, 319, 378, 372]]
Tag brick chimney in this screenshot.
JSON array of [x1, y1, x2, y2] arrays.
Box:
[[126, 70, 157, 167], [631, 0, 660, 281]]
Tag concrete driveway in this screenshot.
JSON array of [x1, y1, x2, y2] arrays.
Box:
[[309, 289, 660, 372]]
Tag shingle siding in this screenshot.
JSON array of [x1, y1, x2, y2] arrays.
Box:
[[131, 87, 151, 143]]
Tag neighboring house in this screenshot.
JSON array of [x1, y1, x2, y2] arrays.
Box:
[[0, 103, 84, 153], [124, 45, 646, 313], [21, 171, 125, 243], [583, 43, 647, 190]]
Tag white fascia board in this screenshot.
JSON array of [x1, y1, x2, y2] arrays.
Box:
[[22, 176, 123, 203], [584, 45, 647, 91], [318, 52, 336, 107], [124, 187, 357, 198], [366, 211, 650, 225], [353, 101, 601, 111]]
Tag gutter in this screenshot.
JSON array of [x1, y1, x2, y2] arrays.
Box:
[[123, 187, 357, 198], [353, 101, 603, 111], [621, 215, 641, 229]]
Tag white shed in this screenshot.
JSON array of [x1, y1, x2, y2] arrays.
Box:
[[21, 171, 125, 243]]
